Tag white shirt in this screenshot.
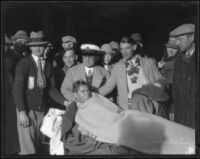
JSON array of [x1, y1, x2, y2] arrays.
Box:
[[126, 56, 148, 99], [186, 48, 195, 57], [84, 66, 94, 77], [32, 54, 45, 70]]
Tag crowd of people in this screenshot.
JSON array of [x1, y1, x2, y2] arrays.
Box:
[[3, 23, 196, 156]]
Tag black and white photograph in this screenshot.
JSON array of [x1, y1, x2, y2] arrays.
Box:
[[1, 1, 199, 157]]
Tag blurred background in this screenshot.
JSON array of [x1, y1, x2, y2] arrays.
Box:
[[2, 1, 198, 60]]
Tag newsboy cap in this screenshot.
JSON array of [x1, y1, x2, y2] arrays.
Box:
[[62, 36, 77, 44], [26, 31, 48, 46], [81, 44, 103, 56], [169, 24, 195, 37], [11, 30, 30, 42]]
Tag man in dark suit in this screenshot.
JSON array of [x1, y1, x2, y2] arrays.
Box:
[[13, 31, 68, 155], [170, 24, 196, 129]]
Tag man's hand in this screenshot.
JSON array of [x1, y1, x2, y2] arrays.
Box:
[[158, 60, 165, 68], [64, 100, 71, 107], [153, 83, 162, 88], [19, 111, 30, 127]]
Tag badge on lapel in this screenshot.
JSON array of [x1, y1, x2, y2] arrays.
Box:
[[28, 76, 35, 90]]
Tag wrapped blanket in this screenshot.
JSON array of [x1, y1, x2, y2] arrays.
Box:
[[75, 93, 195, 154]]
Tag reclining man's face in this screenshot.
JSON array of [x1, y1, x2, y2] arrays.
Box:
[[76, 85, 92, 103]]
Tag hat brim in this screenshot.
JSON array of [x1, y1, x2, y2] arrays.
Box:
[[26, 41, 48, 46], [165, 43, 179, 50], [11, 35, 30, 41], [82, 50, 104, 56], [169, 32, 194, 38], [101, 51, 115, 54]]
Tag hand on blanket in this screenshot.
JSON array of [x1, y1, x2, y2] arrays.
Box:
[[64, 100, 71, 107], [153, 83, 162, 88]]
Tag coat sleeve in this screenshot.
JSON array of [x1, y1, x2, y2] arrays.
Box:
[[13, 60, 27, 111], [99, 64, 117, 96], [60, 69, 75, 101], [149, 58, 165, 81], [48, 63, 66, 106]]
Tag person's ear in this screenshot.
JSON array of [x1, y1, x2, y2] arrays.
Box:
[[132, 44, 137, 51], [189, 34, 194, 43]]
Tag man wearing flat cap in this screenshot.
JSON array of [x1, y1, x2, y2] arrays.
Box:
[[13, 31, 69, 155], [54, 35, 77, 67], [169, 24, 196, 128], [61, 44, 109, 102]]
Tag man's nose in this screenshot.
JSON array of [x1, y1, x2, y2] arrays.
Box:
[[175, 39, 180, 45]]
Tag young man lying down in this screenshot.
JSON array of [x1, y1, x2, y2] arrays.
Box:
[[61, 80, 195, 155]]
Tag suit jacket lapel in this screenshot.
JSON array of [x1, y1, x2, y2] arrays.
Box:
[[29, 55, 38, 75], [119, 60, 128, 95], [80, 64, 87, 82]]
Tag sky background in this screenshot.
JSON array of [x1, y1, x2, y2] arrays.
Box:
[[2, 1, 198, 60]]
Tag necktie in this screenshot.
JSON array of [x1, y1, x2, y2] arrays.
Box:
[[37, 58, 46, 88], [87, 69, 93, 86]]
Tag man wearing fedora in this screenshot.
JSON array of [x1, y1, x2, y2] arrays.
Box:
[[169, 24, 196, 128], [61, 44, 109, 102], [98, 36, 169, 118], [13, 31, 68, 155], [11, 30, 30, 61]]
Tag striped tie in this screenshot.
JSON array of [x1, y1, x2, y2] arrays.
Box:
[[37, 58, 46, 88]]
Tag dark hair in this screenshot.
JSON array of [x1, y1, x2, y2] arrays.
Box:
[[72, 80, 91, 93], [120, 36, 134, 45]]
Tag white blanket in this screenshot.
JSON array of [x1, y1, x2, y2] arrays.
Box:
[[40, 108, 65, 155], [75, 93, 195, 154]]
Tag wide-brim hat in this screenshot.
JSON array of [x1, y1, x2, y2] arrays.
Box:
[[11, 30, 30, 42], [26, 31, 48, 46], [81, 44, 104, 56], [101, 44, 115, 54], [5, 34, 13, 45]]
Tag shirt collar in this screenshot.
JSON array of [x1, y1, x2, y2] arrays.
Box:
[[31, 54, 45, 68], [84, 66, 94, 75], [32, 54, 39, 63]]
